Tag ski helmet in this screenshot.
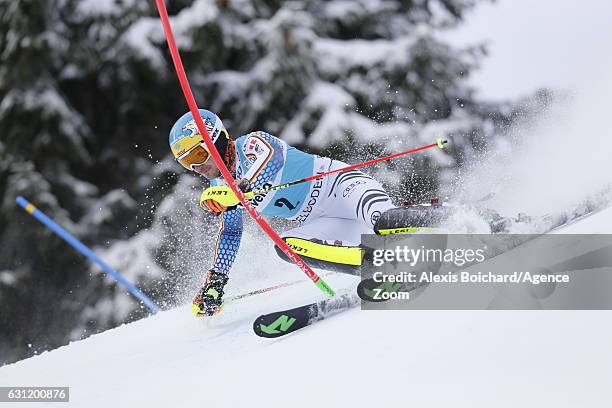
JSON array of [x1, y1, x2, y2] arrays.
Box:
[[169, 109, 234, 170]]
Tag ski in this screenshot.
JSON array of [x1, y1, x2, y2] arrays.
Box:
[[253, 293, 361, 338], [253, 201, 609, 338], [253, 279, 428, 338], [358, 204, 610, 302]]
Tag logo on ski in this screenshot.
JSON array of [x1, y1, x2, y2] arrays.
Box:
[[253, 294, 361, 338], [357, 280, 402, 302], [259, 314, 297, 334]]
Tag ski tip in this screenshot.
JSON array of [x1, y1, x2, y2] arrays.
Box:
[[253, 313, 302, 338], [436, 138, 448, 149], [252, 315, 270, 338], [253, 304, 313, 338]]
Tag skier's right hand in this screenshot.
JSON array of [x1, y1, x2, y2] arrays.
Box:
[[199, 185, 257, 215], [200, 186, 238, 215], [201, 198, 228, 216]]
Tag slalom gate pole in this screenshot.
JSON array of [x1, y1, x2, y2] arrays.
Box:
[[245, 139, 448, 198], [15, 196, 160, 314], [154, 0, 335, 296]]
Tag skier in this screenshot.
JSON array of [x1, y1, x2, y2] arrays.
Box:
[[170, 109, 402, 316]]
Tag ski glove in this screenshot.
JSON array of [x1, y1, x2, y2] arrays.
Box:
[[199, 179, 254, 214], [192, 270, 229, 317], [201, 198, 228, 215], [237, 178, 252, 193], [200, 186, 238, 215]]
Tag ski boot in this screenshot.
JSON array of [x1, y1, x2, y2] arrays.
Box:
[[275, 237, 362, 275], [374, 198, 453, 235], [192, 270, 229, 317]]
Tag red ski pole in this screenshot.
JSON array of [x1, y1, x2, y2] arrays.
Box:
[[247, 139, 447, 197]]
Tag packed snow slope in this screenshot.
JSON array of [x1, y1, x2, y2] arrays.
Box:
[[2, 208, 612, 408]]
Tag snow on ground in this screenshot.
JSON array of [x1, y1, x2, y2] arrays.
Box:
[[552, 206, 612, 234], [1, 208, 612, 407]]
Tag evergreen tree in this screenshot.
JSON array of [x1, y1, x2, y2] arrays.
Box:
[[0, 0, 176, 364], [169, 0, 500, 200]]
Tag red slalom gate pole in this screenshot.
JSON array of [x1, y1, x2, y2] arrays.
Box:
[[154, 0, 335, 296]]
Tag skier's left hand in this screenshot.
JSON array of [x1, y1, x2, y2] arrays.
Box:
[[237, 178, 252, 193], [191, 270, 228, 317], [192, 290, 223, 316]]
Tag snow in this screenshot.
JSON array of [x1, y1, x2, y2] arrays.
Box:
[[315, 35, 421, 75], [451, 41, 612, 217], [551, 206, 612, 234], [75, 0, 144, 17], [3, 0, 612, 402], [0, 271, 16, 286], [171, 0, 220, 48], [122, 19, 166, 70], [80, 189, 137, 228], [121, 0, 220, 70], [0, 84, 92, 163], [91, 228, 164, 283], [58, 173, 99, 197], [281, 80, 477, 156], [76, 0, 120, 16], [2, 207, 611, 407], [282, 81, 356, 145], [324, 0, 371, 18]]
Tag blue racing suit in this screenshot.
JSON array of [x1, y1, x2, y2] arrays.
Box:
[[208, 131, 395, 275]]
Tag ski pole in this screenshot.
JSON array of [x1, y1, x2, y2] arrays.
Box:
[[227, 139, 447, 201], [227, 272, 335, 303]]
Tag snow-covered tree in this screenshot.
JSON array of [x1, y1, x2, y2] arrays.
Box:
[[143, 0, 502, 200], [0, 0, 169, 364]]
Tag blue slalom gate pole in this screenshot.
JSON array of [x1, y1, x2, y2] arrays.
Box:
[[16, 196, 160, 314]]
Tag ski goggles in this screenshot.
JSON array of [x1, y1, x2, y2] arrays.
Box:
[[176, 142, 210, 171]]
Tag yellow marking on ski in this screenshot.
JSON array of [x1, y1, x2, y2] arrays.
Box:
[[376, 227, 439, 235], [284, 237, 363, 266]]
